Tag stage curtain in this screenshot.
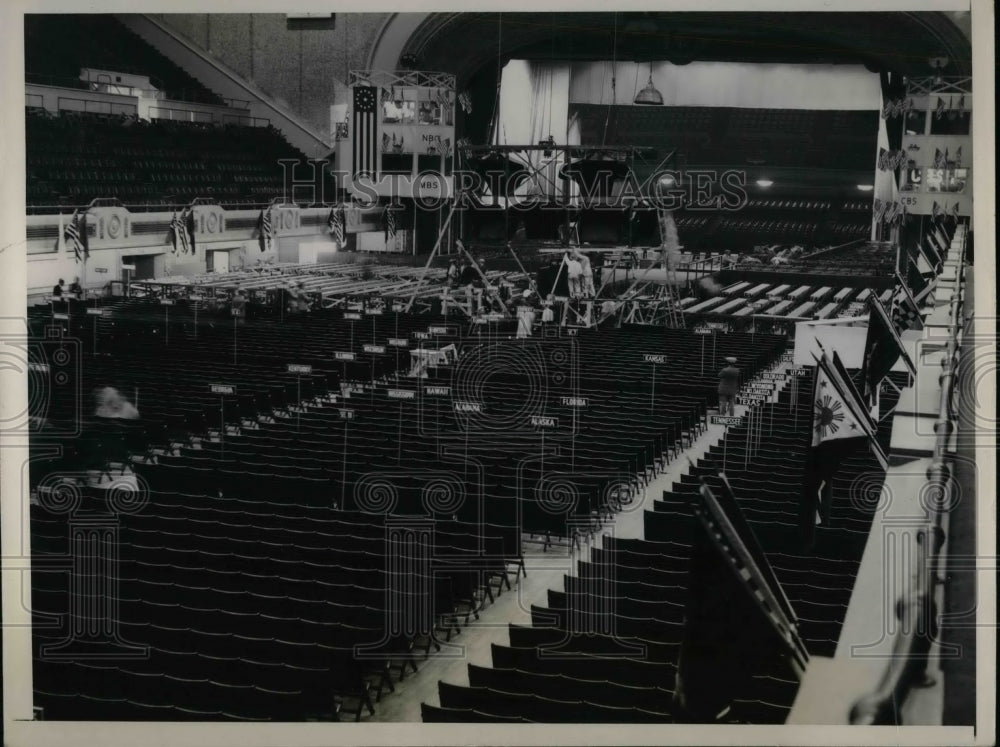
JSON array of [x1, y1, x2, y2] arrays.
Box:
[[493, 60, 573, 199]]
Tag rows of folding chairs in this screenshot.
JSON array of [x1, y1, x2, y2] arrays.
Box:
[[32, 301, 787, 721], [422, 360, 906, 723]]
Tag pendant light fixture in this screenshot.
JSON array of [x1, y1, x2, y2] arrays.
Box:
[[634, 62, 663, 106]]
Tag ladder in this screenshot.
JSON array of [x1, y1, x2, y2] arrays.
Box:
[[657, 281, 686, 329]]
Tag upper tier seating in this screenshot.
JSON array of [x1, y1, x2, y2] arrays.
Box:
[[26, 112, 320, 208], [26, 14, 224, 106]]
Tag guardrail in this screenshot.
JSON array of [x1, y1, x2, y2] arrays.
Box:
[[848, 226, 966, 725], [57, 96, 137, 117], [26, 73, 237, 108]]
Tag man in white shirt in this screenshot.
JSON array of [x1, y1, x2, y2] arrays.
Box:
[[564, 252, 583, 298], [574, 250, 595, 297]]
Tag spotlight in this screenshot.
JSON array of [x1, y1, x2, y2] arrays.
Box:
[[857, 184, 874, 192], [755, 179, 773, 188]]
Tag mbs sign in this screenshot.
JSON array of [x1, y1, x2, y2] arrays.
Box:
[[341, 70, 456, 200]]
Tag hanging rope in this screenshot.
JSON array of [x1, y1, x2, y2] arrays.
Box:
[[488, 13, 503, 146], [548, 12, 554, 142], [601, 12, 617, 146]]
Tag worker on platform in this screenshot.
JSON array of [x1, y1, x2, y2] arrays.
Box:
[[565, 252, 584, 299], [573, 249, 596, 297], [515, 289, 538, 339]]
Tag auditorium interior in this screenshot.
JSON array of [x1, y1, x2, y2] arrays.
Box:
[[2, 8, 993, 745]]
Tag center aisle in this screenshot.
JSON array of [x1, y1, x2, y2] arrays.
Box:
[[369, 419, 728, 721], [369, 352, 799, 721]]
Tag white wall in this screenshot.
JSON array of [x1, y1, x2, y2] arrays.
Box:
[[569, 61, 881, 110]]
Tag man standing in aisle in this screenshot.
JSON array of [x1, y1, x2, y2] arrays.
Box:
[[718, 356, 740, 416]]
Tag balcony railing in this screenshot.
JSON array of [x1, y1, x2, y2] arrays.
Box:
[[848, 224, 967, 725]]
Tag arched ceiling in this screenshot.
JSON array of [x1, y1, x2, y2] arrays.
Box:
[[390, 12, 971, 87]]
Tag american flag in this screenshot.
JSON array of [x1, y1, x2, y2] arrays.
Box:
[[353, 86, 378, 180], [64, 209, 89, 262], [328, 204, 345, 244], [185, 208, 197, 255], [257, 208, 273, 252], [383, 203, 397, 242], [169, 211, 186, 254]]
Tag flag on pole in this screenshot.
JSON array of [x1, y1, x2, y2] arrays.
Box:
[[352, 86, 378, 180], [863, 295, 916, 406], [185, 208, 197, 255], [799, 350, 889, 543], [169, 212, 183, 254], [57, 211, 65, 254], [327, 204, 345, 244], [674, 472, 807, 720], [257, 208, 273, 252], [383, 203, 397, 243], [64, 209, 88, 263], [80, 211, 90, 261]]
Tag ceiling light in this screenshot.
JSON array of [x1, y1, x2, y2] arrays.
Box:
[[634, 63, 664, 106], [857, 184, 874, 192], [755, 179, 773, 188]]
